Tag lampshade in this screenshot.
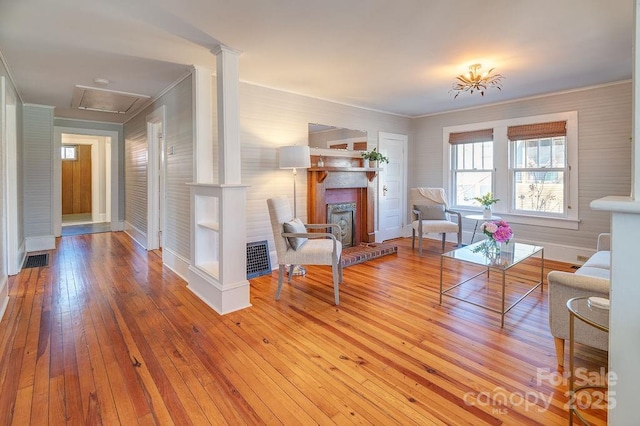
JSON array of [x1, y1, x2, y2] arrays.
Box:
[[279, 145, 311, 169]]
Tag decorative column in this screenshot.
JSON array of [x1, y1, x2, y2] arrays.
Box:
[[187, 46, 251, 315]]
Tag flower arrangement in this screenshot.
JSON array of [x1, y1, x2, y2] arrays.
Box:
[[361, 148, 389, 164], [481, 220, 513, 244], [473, 192, 500, 208]]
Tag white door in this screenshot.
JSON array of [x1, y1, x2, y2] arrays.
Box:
[[377, 132, 407, 242]]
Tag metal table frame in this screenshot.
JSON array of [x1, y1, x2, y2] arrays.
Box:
[[567, 297, 609, 425], [439, 240, 544, 327]]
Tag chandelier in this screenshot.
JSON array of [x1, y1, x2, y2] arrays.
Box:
[[451, 64, 504, 98]]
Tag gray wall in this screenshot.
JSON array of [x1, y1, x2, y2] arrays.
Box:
[[409, 81, 632, 250], [124, 75, 193, 259], [239, 81, 411, 251], [23, 104, 54, 238]]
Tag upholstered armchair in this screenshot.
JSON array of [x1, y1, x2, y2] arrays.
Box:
[[266, 196, 344, 305], [547, 233, 610, 368], [410, 188, 462, 254]]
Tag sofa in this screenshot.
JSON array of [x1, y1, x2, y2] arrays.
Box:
[[547, 233, 610, 368]]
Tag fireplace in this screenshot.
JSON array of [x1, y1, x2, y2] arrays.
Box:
[[327, 202, 356, 247], [307, 153, 377, 245]]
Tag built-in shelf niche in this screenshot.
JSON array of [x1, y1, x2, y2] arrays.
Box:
[[194, 193, 220, 279]]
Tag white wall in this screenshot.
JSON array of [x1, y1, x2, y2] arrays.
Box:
[[410, 82, 632, 258]]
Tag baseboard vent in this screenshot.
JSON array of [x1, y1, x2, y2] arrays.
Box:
[[247, 241, 271, 279], [23, 254, 49, 269]]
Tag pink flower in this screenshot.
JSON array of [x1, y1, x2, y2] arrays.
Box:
[[483, 222, 498, 233], [482, 220, 513, 243], [493, 225, 513, 243]]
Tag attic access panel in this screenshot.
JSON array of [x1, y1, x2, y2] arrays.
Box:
[[71, 85, 150, 114]]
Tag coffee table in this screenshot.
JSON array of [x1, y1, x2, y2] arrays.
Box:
[[439, 240, 544, 327]]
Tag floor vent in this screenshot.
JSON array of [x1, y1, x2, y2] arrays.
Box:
[[247, 241, 271, 279], [24, 254, 49, 269]]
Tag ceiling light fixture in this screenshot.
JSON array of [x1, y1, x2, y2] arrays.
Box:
[[450, 64, 504, 98]]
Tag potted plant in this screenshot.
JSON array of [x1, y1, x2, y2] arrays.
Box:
[[473, 192, 499, 219], [361, 148, 389, 167]]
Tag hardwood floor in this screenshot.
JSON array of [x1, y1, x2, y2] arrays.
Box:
[[0, 232, 607, 425]]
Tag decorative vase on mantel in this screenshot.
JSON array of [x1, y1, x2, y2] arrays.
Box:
[[482, 206, 492, 219], [368, 160, 377, 168]]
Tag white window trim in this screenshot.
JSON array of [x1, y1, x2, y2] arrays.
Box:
[[442, 111, 579, 230]]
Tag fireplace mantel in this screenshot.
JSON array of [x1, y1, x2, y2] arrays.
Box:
[[308, 167, 380, 183], [307, 155, 376, 244]]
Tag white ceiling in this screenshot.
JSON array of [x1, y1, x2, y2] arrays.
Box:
[[0, 0, 633, 123]]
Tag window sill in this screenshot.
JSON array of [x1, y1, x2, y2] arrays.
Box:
[[454, 208, 580, 230]]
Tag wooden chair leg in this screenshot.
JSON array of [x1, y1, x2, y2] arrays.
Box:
[[554, 337, 565, 370], [276, 264, 286, 300]]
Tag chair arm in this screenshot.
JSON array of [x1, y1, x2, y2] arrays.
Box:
[[282, 231, 340, 255], [412, 209, 423, 233], [547, 271, 610, 294], [445, 209, 462, 232], [304, 223, 342, 242], [597, 233, 611, 252], [282, 231, 337, 241]]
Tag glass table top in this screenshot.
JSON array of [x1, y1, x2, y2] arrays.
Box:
[[442, 240, 544, 270], [567, 297, 610, 331]]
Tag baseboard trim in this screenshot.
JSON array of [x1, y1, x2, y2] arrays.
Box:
[[163, 247, 190, 281], [9, 239, 27, 276], [124, 221, 147, 249], [187, 266, 251, 315], [0, 276, 8, 321], [25, 235, 56, 252], [111, 220, 125, 232]]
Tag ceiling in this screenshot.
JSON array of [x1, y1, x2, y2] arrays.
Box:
[[0, 0, 633, 123]]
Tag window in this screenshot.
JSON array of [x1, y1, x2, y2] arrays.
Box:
[[61, 145, 77, 160], [509, 121, 567, 216], [449, 129, 494, 207], [443, 112, 578, 229]]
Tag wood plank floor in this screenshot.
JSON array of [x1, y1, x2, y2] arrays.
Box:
[[0, 232, 608, 425]]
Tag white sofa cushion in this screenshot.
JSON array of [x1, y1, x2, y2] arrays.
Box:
[[575, 266, 610, 280], [582, 250, 611, 270]]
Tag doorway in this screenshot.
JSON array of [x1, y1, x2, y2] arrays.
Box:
[[59, 134, 111, 236]]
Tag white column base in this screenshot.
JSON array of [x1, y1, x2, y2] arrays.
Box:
[[187, 266, 251, 315]]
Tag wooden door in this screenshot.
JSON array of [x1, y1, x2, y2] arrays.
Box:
[[62, 145, 92, 215]]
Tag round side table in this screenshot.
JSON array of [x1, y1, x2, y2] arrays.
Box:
[[566, 296, 610, 425], [465, 214, 502, 244]]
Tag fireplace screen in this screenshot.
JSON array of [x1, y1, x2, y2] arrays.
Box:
[[327, 202, 356, 248]]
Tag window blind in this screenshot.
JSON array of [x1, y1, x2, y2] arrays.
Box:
[[507, 121, 566, 140], [448, 128, 493, 145]]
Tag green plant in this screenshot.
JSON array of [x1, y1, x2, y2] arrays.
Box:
[[361, 148, 389, 164], [473, 192, 499, 208]]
